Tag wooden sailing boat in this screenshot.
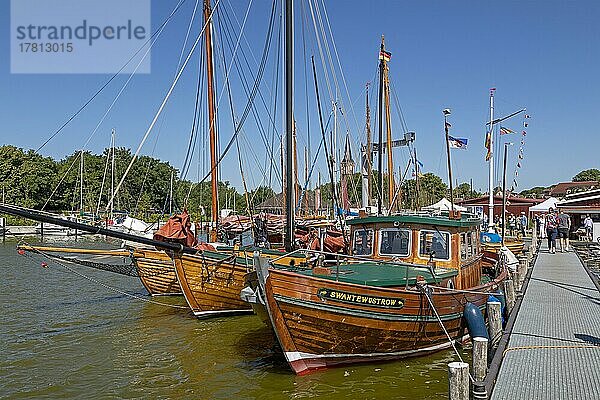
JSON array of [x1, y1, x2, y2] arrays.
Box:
[[245, 18, 508, 374]]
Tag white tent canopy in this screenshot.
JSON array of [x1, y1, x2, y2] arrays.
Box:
[[422, 197, 467, 212], [529, 197, 559, 213]]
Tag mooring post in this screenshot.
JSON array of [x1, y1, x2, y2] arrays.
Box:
[[448, 361, 469, 400], [1, 216, 5, 243], [487, 301, 502, 350], [472, 336, 488, 381], [40, 221, 44, 242], [517, 255, 527, 289], [503, 278, 516, 316]]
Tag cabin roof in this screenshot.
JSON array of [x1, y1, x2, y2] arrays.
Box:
[[346, 213, 481, 228], [295, 263, 458, 287]]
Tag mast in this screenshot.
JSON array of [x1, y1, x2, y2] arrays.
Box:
[[487, 88, 495, 230], [79, 150, 84, 215], [377, 37, 385, 215], [110, 129, 115, 221], [362, 83, 372, 208], [383, 55, 394, 212], [443, 109, 455, 215], [284, 0, 295, 251], [293, 120, 299, 211], [204, 0, 219, 242], [169, 170, 174, 215]]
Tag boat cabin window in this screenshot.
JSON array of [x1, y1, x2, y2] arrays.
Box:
[[353, 229, 374, 256], [467, 231, 475, 257], [379, 228, 411, 257], [460, 233, 468, 260], [419, 230, 450, 260]]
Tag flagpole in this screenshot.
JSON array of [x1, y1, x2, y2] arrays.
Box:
[[443, 108, 454, 216], [501, 142, 513, 245], [487, 88, 495, 232]]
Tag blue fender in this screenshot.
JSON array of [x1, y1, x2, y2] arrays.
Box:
[[463, 302, 488, 339]]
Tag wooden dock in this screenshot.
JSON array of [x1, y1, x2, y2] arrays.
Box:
[[490, 246, 600, 399]]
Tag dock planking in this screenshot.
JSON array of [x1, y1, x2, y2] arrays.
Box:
[[490, 247, 600, 399]]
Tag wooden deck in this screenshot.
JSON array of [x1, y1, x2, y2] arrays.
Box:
[[490, 245, 600, 399]]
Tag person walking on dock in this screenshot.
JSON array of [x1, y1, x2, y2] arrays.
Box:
[[546, 208, 558, 254], [584, 214, 593, 242], [557, 210, 571, 252]]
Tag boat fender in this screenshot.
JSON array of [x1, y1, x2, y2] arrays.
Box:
[[463, 302, 488, 340], [446, 279, 455, 289]]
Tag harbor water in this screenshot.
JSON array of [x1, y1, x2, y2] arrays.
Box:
[[1, 238, 468, 399]]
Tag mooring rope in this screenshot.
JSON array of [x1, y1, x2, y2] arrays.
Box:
[[14, 238, 189, 309], [419, 284, 475, 383]]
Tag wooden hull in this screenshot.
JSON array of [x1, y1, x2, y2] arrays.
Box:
[[132, 249, 182, 296], [264, 267, 506, 374], [173, 251, 253, 318]]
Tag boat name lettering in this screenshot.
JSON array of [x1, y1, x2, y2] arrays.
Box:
[[317, 288, 404, 309]]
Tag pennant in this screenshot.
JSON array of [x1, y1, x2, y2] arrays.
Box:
[[517, 162, 521, 168], [522, 130, 527, 136], [417, 160, 424, 168], [515, 170, 519, 177], [524, 114, 531, 118], [445, 121, 452, 129], [524, 122, 529, 128], [518, 153, 524, 160], [448, 136, 468, 149], [379, 50, 392, 62], [499, 126, 516, 135], [514, 180, 518, 188], [485, 131, 492, 161]]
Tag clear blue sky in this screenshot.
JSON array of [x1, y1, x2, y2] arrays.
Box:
[[1, 0, 599, 196]]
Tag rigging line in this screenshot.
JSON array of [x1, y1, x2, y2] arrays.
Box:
[[300, 0, 311, 188], [36, 0, 189, 152], [189, 0, 277, 191], [389, 78, 409, 134], [319, 0, 362, 145], [311, 56, 349, 249], [179, 0, 203, 181], [268, 14, 282, 188], [216, 8, 253, 219], [180, 37, 206, 182], [218, 5, 281, 184], [41, 10, 174, 211], [218, 4, 283, 184], [106, 0, 221, 213], [95, 136, 112, 215], [222, 0, 282, 144]]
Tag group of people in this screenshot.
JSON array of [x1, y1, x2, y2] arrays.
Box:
[[536, 208, 571, 254], [483, 212, 528, 238]]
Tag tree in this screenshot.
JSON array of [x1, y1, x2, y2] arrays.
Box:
[[520, 186, 546, 198], [573, 169, 600, 182], [400, 173, 447, 210]]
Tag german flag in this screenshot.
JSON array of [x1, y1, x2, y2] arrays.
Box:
[[379, 50, 392, 62]]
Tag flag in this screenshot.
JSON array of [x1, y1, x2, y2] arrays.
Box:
[[522, 130, 527, 136], [517, 162, 521, 168], [485, 130, 492, 160], [499, 126, 516, 135], [524, 122, 529, 128], [379, 50, 391, 62], [518, 153, 523, 160], [445, 121, 452, 129], [524, 114, 531, 118], [448, 136, 468, 149], [417, 160, 424, 168]]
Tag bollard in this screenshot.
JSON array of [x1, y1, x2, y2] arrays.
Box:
[[518, 257, 527, 288], [472, 381, 488, 400], [472, 336, 488, 382], [503, 279, 516, 316], [512, 267, 521, 293], [487, 302, 502, 350], [448, 361, 469, 400]]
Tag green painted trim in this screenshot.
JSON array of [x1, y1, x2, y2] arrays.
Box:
[[274, 294, 466, 322], [346, 214, 480, 228]]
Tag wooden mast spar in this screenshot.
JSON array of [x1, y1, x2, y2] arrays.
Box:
[[383, 38, 394, 213], [204, 0, 219, 242]]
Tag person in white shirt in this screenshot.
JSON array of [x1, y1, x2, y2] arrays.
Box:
[[584, 215, 593, 241]]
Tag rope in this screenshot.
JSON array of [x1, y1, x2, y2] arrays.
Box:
[[503, 345, 600, 357], [419, 284, 475, 383], [15, 237, 188, 309]]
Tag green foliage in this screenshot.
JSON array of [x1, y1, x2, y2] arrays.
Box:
[[0, 145, 239, 221], [573, 169, 600, 182], [454, 182, 480, 200], [400, 173, 448, 210], [519, 186, 546, 198]]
